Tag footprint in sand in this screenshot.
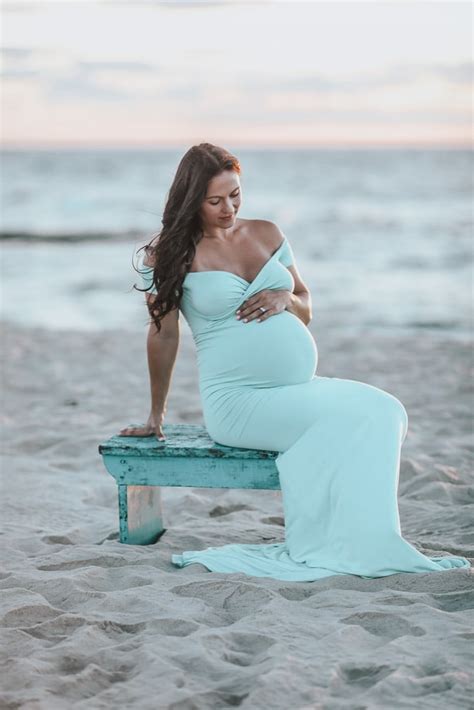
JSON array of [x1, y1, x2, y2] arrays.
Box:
[[337, 661, 394, 689], [376, 594, 418, 607], [430, 588, 474, 612], [200, 631, 276, 667], [148, 618, 200, 637], [170, 580, 275, 621], [277, 586, 319, 602], [41, 534, 74, 545], [340, 611, 426, 639], [208, 503, 253, 517], [37, 554, 130, 571], [24, 614, 87, 641]]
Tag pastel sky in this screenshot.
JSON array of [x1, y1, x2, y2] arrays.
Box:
[[1, 0, 472, 148]]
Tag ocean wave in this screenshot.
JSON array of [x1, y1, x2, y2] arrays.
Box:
[[0, 230, 149, 243]]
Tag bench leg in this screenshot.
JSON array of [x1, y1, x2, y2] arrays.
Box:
[[118, 484, 166, 545]]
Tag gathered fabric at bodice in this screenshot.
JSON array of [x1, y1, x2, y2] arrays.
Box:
[[181, 237, 295, 335]]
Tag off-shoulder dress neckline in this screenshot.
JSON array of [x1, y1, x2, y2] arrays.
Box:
[[184, 237, 287, 286]]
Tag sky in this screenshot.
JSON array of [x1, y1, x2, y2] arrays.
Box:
[[1, 0, 472, 148]]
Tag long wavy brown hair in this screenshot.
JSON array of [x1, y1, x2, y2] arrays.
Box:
[[135, 143, 241, 333]]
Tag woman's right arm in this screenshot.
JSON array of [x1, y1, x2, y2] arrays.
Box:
[[119, 252, 179, 440], [146, 304, 180, 438]]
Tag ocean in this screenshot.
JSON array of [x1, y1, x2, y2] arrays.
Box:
[[1, 147, 472, 336]]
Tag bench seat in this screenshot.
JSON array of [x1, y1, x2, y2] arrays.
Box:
[[98, 423, 280, 544]]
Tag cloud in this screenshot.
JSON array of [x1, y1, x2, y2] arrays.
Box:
[[0, 47, 43, 79], [46, 67, 139, 102], [429, 61, 473, 84], [2, 2, 42, 12], [2, 36, 471, 129], [244, 61, 474, 96], [1, 47, 35, 60], [13, 56, 471, 111], [0, 68, 39, 79], [0, 52, 161, 97], [77, 60, 157, 73]]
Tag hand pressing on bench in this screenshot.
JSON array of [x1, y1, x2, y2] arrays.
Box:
[[119, 300, 178, 442], [119, 409, 166, 441]]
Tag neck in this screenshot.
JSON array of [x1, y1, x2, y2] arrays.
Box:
[[201, 223, 238, 241]]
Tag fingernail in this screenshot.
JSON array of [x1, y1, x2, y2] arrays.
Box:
[[243, 319, 248, 323], [236, 310, 240, 314], [236, 315, 240, 319]]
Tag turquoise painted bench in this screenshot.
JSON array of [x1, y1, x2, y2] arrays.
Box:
[[98, 423, 280, 544]]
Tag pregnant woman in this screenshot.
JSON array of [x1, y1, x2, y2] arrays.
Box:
[[120, 142, 470, 582]]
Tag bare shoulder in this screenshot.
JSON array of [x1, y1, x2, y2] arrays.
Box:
[[242, 218, 285, 251]]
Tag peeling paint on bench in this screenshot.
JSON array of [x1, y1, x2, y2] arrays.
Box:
[[98, 424, 280, 545]]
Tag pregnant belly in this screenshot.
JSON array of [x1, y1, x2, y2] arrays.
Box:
[[197, 310, 318, 390]]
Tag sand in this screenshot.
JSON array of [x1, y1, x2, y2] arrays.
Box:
[[0, 319, 472, 709]]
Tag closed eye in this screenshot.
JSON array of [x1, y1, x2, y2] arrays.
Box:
[[209, 189, 240, 205]]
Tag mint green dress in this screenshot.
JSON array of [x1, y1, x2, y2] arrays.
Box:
[[140, 236, 470, 581]]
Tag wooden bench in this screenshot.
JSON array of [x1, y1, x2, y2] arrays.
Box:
[[98, 423, 280, 544]]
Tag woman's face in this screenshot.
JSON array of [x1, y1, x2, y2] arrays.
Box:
[[199, 169, 242, 232]]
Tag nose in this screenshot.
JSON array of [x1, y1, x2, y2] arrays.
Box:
[[222, 198, 237, 216]]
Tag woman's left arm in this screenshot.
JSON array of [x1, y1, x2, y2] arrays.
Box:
[[236, 227, 313, 325], [286, 276, 312, 325]]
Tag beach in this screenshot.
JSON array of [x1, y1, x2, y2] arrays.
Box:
[[1, 318, 472, 709], [2, 0, 472, 699]]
